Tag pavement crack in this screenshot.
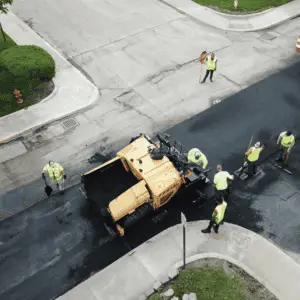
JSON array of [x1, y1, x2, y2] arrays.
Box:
[[70, 17, 183, 59], [114, 90, 154, 123], [219, 73, 243, 89], [66, 57, 96, 85]]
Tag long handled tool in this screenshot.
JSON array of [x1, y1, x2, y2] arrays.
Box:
[[199, 51, 207, 83], [235, 134, 254, 176], [44, 177, 53, 197]]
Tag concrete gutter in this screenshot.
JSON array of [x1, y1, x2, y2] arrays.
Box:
[[0, 11, 99, 144], [57, 221, 300, 300], [160, 0, 300, 32]]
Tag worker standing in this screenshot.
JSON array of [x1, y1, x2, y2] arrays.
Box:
[[201, 53, 217, 83], [276, 130, 295, 163], [244, 142, 264, 176], [202, 198, 227, 234], [186, 148, 208, 170], [42, 160, 66, 195], [213, 165, 234, 200]]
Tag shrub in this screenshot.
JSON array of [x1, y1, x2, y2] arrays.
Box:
[[0, 45, 55, 81]]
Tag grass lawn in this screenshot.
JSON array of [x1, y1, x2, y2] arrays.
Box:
[[148, 264, 277, 300], [193, 0, 291, 13], [0, 31, 16, 51], [0, 32, 55, 117]]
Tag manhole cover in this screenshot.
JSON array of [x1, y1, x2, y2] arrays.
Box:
[[260, 32, 278, 41], [61, 118, 79, 130]]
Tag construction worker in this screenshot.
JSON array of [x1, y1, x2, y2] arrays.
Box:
[[42, 161, 66, 195], [276, 130, 295, 163], [201, 53, 217, 83], [186, 148, 208, 169], [213, 165, 234, 200], [245, 142, 264, 176], [202, 198, 227, 234]]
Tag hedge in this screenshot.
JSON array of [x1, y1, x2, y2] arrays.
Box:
[[0, 45, 56, 81]]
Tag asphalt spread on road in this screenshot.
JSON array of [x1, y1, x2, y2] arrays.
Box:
[[0, 61, 300, 300]]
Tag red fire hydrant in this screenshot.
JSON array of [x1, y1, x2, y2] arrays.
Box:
[[13, 89, 23, 104]]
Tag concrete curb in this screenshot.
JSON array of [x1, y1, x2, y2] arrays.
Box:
[[56, 221, 300, 300], [0, 11, 100, 144], [160, 0, 300, 32]]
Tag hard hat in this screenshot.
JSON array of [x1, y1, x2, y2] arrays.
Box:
[[254, 142, 260, 148], [217, 164, 222, 170], [49, 161, 55, 168]]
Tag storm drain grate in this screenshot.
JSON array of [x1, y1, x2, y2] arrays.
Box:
[[260, 32, 278, 41], [61, 118, 79, 130]]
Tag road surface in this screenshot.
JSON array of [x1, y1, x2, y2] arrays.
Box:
[[1, 61, 300, 300]]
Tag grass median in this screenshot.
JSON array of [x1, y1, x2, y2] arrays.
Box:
[[148, 261, 278, 300], [193, 0, 290, 13], [0, 32, 55, 117]]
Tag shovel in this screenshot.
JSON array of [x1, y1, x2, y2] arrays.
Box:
[[44, 177, 53, 197]]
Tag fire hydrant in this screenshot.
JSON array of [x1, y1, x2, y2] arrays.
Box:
[[13, 89, 23, 104]]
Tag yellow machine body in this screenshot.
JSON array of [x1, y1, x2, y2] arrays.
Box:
[[107, 136, 184, 222]]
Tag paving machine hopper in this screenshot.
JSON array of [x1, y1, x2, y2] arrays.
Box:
[[81, 133, 210, 236]]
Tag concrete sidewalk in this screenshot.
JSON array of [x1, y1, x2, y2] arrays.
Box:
[[57, 221, 300, 300], [0, 11, 99, 144], [162, 0, 300, 31]]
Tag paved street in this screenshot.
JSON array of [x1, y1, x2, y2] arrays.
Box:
[[0, 0, 300, 299], [1, 0, 299, 215], [1, 60, 300, 300]]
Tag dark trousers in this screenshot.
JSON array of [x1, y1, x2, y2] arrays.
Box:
[[215, 188, 229, 201], [206, 220, 220, 232], [247, 160, 257, 176], [278, 145, 289, 162], [202, 70, 214, 82]]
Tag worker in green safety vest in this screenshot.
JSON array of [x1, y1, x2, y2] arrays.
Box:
[[245, 142, 264, 177], [201, 53, 217, 83], [202, 198, 227, 234], [42, 161, 66, 195], [186, 148, 208, 170], [276, 130, 295, 163], [213, 165, 234, 200]]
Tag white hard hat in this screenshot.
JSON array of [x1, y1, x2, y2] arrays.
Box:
[[254, 142, 260, 148]]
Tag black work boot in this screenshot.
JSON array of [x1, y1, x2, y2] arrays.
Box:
[[210, 78, 213, 82], [201, 228, 211, 233], [201, 80, 205, 84], [213, 225, 218, 234]]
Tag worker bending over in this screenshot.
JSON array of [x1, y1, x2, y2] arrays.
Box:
[[213, 165, 234, 200], [187, 148, 208, 169], [42, 160, 66, 195], [276, 130, 295, 163], [202, 198, 227, 234], [245, 142, 264, 176]]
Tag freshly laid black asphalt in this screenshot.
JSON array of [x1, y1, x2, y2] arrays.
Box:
[[0, 61, 300, 300]]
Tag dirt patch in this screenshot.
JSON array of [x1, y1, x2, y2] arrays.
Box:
[[30, 80, 55, 103]]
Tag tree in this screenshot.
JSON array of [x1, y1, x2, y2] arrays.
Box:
[[0, 0, 13, 14], [0, 0, 13, 42]]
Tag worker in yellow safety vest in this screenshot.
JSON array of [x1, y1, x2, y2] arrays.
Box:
[[201, 53, 217, 83], [245, 142, 264, 176], [42, 161, 66, 195], [213, 165, 234, 200], [276, 130, 295, 163], [202, 198, 227, 234], [186, 148, 208, 170]]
